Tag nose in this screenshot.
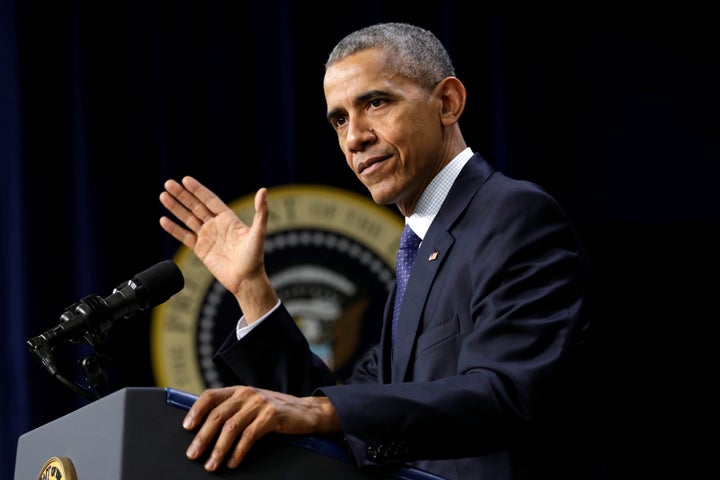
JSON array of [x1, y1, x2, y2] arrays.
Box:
[[346, 118, 376, 152]]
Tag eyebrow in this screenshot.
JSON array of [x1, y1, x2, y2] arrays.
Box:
[[326, 108, 342, 124], [326, 89, 393, 123]]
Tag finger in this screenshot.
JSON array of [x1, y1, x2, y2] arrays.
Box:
[[197, 393, 265, 472], [250, 187, 269, 240], [225, 409, 272, 469], [184, 389, 235, 462], [183, 388, 231, 431], [160, 182, 209, 232], [159, 190, 206, 239], [206, 412, 259, 471], [164, 179, 217, 226], [159, 216, 197, 249], [182, 176, 233, 219], [254, 188, 268, 222]]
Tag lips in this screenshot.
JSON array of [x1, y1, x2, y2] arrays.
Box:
[[357, 155, 390, 174]]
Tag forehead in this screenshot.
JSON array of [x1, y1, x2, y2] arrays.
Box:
[[324, 49, 420, 114], [324, 50, 392, 98]]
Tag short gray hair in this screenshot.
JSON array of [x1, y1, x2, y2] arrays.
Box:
[[326, 22, 455, 91]]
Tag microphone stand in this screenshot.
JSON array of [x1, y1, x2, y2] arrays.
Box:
[[26, 260, 184, 402], [79, 329, 113, 399], [27, 297, 115, 402], [26, 339, 106, 401]]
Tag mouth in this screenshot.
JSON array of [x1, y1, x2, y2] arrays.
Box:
[[357, 155, 391, 175]]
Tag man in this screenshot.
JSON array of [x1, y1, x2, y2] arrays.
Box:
[[159, 22, 600, 480]]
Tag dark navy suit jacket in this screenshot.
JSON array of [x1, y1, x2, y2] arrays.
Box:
[[214, 153, 601, 480]]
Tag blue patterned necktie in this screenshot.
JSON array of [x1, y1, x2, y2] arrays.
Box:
[[392, 224, 421, 345]]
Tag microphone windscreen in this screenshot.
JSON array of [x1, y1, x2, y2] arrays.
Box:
[[133, 260, 185, 305]]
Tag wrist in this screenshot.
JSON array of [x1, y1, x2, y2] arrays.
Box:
[[311, 396, 341, 434], [236, 273, 278, 323]]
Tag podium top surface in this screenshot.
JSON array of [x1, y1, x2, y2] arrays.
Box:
[[15, 387, 447, 480]]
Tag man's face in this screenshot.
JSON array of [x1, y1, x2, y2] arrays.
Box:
[[324, 49, 447, 215]]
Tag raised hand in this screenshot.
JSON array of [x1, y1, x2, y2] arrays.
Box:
[[159, 176, 278, 322]]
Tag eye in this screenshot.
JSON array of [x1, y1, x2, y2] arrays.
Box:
[[335, 115, 348, 128], [369, 98, 384, 109]]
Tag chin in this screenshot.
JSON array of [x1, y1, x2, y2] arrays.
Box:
[[361, 178, 398, 206], [366, 188, 394, 206]]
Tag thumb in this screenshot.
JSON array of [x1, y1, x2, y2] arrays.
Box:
[[252, 187, 269, 237]]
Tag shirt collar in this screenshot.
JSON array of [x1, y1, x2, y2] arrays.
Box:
[[406, 147, 473, 240]]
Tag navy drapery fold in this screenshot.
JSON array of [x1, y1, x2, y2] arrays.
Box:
[[0, 1, 31, 478]]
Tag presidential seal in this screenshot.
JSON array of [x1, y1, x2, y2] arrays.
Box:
[[37, 457, 76, 480], [151, 184, 403, 394]]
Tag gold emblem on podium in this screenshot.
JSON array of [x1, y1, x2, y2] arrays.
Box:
[[37, 456, 77, 480]]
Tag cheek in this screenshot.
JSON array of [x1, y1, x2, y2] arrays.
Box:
[[388, 112, 427, 149], [406, 121, 440, 157], [338, 142, 353, 168]]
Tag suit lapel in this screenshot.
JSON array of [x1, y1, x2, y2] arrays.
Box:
[[391, 229, 454, 381], [390, 153, 495, 382]]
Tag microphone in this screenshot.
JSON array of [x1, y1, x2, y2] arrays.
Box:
[[27, 260, 184, 351]]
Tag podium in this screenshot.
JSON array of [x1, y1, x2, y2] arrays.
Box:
[[14, 387, 445, 479]]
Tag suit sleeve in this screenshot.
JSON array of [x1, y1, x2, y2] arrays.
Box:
[[212, 305, 339, 396]]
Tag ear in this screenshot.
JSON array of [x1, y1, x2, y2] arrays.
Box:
[[436, 77, 466, 126]]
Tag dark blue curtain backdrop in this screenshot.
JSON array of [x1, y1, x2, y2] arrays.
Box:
[[2, 1, 718, 477]]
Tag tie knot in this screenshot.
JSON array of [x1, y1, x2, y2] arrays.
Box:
[[400, 224, 421, 250]]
